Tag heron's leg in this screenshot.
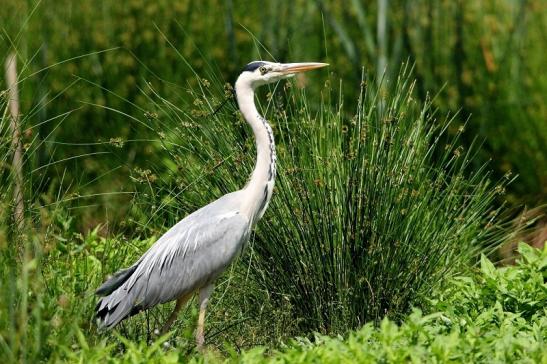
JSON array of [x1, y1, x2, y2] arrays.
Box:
[[160, 292, 192, 335], [196, 284, 214, 349]]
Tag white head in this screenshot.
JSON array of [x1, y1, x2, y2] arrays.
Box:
[[235, 61, 329, 90]]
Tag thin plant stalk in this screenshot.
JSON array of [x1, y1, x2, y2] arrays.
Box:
[[5, 53, 24, 232]]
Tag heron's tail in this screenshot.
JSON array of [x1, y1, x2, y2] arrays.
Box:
[[95, 265, 143, 329]]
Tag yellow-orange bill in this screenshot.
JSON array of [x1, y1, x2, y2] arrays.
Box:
[[281, 62, 329, 74]]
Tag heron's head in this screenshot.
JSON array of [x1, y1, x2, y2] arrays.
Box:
[[236, 61, 328, 90]]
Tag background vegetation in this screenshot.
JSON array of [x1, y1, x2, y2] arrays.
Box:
[[2, 0, 545, 214], [0, 0, 545, 362]]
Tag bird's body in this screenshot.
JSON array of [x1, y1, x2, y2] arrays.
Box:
[[95, 60, 327, 347], [96, 191, 250, 327]]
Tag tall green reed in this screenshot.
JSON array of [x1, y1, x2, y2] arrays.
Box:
[[0, 52, 112, 362], [0, 69, 47, 363]]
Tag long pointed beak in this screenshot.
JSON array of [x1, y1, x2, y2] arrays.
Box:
[[280, 62, 329, 74]]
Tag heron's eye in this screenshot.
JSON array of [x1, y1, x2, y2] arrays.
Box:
[[259, 66, 268, 75]]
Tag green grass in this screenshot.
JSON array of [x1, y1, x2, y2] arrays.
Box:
[[4, 233, 544, 363]]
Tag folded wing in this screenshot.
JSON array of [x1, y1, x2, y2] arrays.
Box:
[[96, 192, 250, 329]]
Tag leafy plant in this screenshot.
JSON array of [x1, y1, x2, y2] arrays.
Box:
[[433, 243, 547, 323], [14, 238, 545, 363]]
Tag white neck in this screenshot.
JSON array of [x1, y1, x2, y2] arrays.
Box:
[[235, 78, 276, 223]]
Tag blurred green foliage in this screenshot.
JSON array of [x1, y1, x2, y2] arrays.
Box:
[[1, 0, 545, 218]]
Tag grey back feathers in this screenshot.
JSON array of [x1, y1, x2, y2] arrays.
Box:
[[96, 191, 250, 329]]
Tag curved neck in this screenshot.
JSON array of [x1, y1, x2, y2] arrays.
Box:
[[235, 79, 276, 222]]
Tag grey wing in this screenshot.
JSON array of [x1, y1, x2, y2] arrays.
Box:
[[96, 193, 250, 328]]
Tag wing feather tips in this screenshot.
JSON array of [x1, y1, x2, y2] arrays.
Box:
[[95, 298, 115, 330], [95, 264, 141, 329], [95, 292, 143, 330], [95, 265, 138, 296]]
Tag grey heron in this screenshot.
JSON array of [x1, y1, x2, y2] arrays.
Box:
[[95, 61, 328, 348]]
